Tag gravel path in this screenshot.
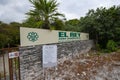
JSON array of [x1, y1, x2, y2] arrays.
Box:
[[37, 51, 120, 80]]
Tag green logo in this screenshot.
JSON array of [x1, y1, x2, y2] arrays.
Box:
[[27, 32, 39, 42]]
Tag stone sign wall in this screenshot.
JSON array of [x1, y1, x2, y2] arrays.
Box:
[[19, 40, 94, 80], [20, 27, 89, 46]]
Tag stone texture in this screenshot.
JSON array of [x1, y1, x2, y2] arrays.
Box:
[[19, 40, 94, 80]]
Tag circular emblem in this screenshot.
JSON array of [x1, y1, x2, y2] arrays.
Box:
[[27, 32, 39, 42]]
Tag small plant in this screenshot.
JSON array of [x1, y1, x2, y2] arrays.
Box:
[[116, 49, 120, 53], [102, 49, 111, 53], [96, 44, 101, 51], [106, 40, 118, 52]]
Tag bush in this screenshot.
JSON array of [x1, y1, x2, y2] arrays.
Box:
[[102, 49, 111, 53], [106, 40, 118, 52], [96, 44, 101, 51]]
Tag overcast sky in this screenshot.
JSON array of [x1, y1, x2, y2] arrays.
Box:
[[0, 0, 120, 23]]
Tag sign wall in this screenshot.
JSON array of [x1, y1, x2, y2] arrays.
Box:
[[20, 27, 89, 46]]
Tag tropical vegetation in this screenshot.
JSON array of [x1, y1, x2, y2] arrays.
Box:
[[26, 0, 64, 29], [0, 0, 120, 52]]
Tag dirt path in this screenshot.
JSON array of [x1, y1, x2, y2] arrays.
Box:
[[38, 51, 120, 80]]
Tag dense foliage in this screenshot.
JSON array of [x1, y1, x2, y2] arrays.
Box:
[[0, 22, 20, 48], [80, 6, 120, 49], [64, 19, 81, 31], [106, 40, 118, 52]]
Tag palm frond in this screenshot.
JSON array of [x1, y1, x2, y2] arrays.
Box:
[[27, 0, 65, 29]]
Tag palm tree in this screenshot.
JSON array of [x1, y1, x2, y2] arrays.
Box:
[[27, 0, 64, 29]]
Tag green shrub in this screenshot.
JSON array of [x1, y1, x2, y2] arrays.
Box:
[[102, 49, 111, 53], [106, 40, 118, 52], [96, 44, 101, 51]]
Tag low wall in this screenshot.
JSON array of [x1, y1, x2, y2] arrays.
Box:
[[19, 40, 94, 80]]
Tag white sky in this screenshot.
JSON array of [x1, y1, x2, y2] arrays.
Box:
[[0, 0, 120, 23]]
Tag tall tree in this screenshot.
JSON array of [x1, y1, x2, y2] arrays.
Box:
[[22, 16, 43, 28], [27, 0, 64, 29], [64, 19, 81, 31], [80, 6, 120, 48], [0, 21, 20, 48]]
